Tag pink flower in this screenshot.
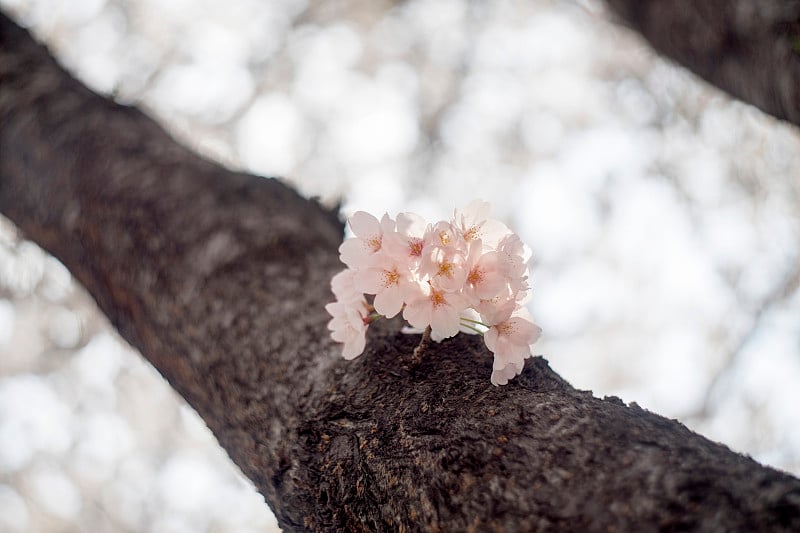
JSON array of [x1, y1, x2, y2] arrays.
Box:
[[490, 361, 526, 387], [330, 269, 363, 305], [454, 200, 510, 249], [325, 301, 369, 360], [484, 315, 542, 386], [484, 316, 541, 358], [355, 255, 416, 318], [463, 240, 508, 304], [327, 202, 541, 386], [496, 233, 530, 293], [419, 245, 468, 292], [477, 296, 516, 326], [339, 212, 395, 269], [425, 220, 465, 252], [403, 283, 468, 340], [417, 220, 469, 291], [382, 212, 428, 267]]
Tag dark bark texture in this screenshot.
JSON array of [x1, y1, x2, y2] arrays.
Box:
[[2, 10, 800, 532], [605, 0, 800, 128]]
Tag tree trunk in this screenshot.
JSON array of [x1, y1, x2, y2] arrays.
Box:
[[604, 0, 800, 128], [2, 11, 799, 532]]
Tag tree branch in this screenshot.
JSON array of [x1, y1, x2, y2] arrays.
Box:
[[604, 0, 800, 128], [2, 11, 799, 531]]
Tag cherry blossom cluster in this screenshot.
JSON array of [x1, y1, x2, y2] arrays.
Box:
[[325, 201, 541, 386]]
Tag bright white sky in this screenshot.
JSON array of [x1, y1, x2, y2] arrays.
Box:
[[1, 0, 799, 531]]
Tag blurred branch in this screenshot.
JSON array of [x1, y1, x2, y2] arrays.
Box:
[[691, 260, 800, 421], [605, 0, 800, 128], [2, 10, 800, 531]]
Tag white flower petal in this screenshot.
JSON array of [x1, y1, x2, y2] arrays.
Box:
[[491, 363, 519, 386], [339, 238, 370, 268], [484, 327, 499, 352], [403, 300, 432, 329], [374, 286, 404, 318], [348, 211, 380, 238], [331, 269, 363, 304], [342, 332, 366, 360], [430, 306, 460, 339], [354, 268, 384, 294], [396, 212, 427, 237]]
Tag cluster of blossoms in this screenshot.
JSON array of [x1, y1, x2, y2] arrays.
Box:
[[325, 201, 542, 386]]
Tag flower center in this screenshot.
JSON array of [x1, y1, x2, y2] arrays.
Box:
[[367, 235, 382, 252], [409, 239, 423, 257], [382, 269, 400, 287], [497, 322, 515, 335], [437, 261, 454, 278], [467, 267, 483, 285], [464, 226, 480, 242], [430, 289, 446, 308]]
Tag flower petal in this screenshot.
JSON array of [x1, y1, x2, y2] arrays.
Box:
[[430, 305, 460, 339], [374, 286, 404, 318], [403, 300, 432, 329], [354, 268, 385, 294], [507, 317, 542, 345], [490, 362, 520, 386], [348, 211, 380, 238], [339, 238, 370, 268], [342, 331, 367, 360], [483, 326, 499, 352]]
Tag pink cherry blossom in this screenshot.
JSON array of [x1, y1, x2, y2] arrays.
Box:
[[382, 212, 428, 267], [355, 255, 417, 318], [327, 201, 542, 385], [484, 316, 541, 359], [463, 240, 508, 304], [403, 283, 468, 340], [325, 301, 369, 360], [330, 269, 363, 305], [420, 245, 468, 292], [484, 315, 542, 386], [477, 296, 516, 326], [496, 233, 530, 293], [425, 220, 465, 252], [491, 361, 526, 387], [454, 200, 510, 249], [339, 211, 395, 269]]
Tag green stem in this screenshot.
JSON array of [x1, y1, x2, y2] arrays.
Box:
[[459, 322, 485, 335], [460, 317, 489, 328]]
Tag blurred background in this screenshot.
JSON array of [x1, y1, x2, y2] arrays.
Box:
[[1, 0, 800, 531]]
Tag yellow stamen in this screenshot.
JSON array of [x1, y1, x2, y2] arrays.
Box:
[[382, 269, 400, 287], [367, 236, 382, 252], [430, 290, 446, 308], [464, 226, 479, 242], [437, 262, 454, 278], [497, 322, 515, 335], [469, 267, 484, 285]]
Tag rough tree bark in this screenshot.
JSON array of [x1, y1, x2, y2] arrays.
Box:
[[604, 0, 800, 128], [1, 10, 800, 532]]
